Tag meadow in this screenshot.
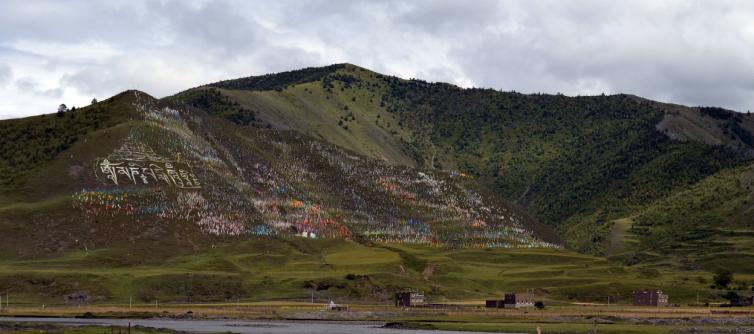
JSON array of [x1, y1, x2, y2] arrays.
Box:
[[0, 238, 745, 306]]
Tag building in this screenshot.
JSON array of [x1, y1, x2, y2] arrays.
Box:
[[727, 295, 754, 307], [485, 299, 503, 308], [503, 293, 535, 308], [486, 293, 537, 309], [395, 291, 425, 307], [633, 290, 669, 306]]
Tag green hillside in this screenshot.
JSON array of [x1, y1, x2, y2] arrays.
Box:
[[193, 63, 754, 265], [0, 82, 569, 303], [1, 63, 753, 304], [0, 91, 142, 189]]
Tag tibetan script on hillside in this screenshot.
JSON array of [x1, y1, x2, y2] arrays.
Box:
[[95, 138, 201, 189]]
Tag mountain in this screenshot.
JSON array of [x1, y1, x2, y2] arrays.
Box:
[[180, 64, 754, 268], [0, 84, 566, 303], [0, 88, 557, 257], [0, 63, 752, 304]]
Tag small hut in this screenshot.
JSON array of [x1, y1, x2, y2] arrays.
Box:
[[395, 291, 425, 307], [486, 293, 535, 308], [632, 289, 668, 306], [503, 293, 535, 308]]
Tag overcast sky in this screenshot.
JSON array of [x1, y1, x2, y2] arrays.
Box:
[[1, 0, 753, 119]]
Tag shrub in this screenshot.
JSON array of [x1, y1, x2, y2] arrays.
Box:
[[713, 269, 733, 289]]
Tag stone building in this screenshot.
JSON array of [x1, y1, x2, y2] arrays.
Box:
[[633, 289, 668, 306], [395, 291, 425, 307]]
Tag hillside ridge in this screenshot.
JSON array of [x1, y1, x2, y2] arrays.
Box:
[[2, 64, 754, 304], [2, 63, 753, 273], [169, 63, 754, 267]]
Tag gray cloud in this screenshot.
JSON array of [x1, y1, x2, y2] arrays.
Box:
[[0, 64, 10, 85], [1, 0, 753, 118], [15, 77, 63, 98]]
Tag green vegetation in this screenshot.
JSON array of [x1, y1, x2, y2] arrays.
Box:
[[624, 165, 754, 270], [0, 322, 178, 334], [214, 66, 417, 166], [168, 88, 265, 126], [2, 63, 754, 306], [714, 269, 734, 288], [0, 91, 141, 186], [0, 239, 740, 304], [207, 64, 346, 91], [372, 77, 750, 255], [197, 64, 754, 266]]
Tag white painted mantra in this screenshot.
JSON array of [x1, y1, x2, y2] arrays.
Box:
[[95, 138, 201, 189]]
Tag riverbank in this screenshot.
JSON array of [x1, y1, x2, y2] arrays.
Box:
[[0, 317, 482, 334], [1, 304, 754, 333]]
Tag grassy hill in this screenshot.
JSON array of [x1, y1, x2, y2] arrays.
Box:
[[0, 83, 576, 304], [1, 63, 753, 304], [187, 64, 754, 266]]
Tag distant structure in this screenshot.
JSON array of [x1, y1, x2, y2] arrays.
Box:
[[485, 299, 503, 308], [395, 291, 425, 307], [633, 289, 668, 306], [324, 299, 348, 311], [727, 295, 754, 307], [486, 293, 535, 308], [504, 293, 535, 308]]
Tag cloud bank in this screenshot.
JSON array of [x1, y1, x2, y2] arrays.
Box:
[[1, 0, 753, 119]]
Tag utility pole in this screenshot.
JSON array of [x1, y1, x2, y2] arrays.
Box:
[[696, 291, 699, 305]]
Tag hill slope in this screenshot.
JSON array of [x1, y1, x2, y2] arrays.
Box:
[[0, 88, 557, 260], [189, 64, 754, 268], [1, 64, 754, 304]]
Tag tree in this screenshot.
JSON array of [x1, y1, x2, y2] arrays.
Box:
[[713, 269, 733, 288], [57, 104, 68, 117], [91, 98, 98, 104]]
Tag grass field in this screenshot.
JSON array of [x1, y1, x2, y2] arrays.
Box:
[[0, 238, 748, 307], [0, 322, 178, 334]]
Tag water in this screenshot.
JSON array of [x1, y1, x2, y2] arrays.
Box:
[[0, 317, 508, 334]]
